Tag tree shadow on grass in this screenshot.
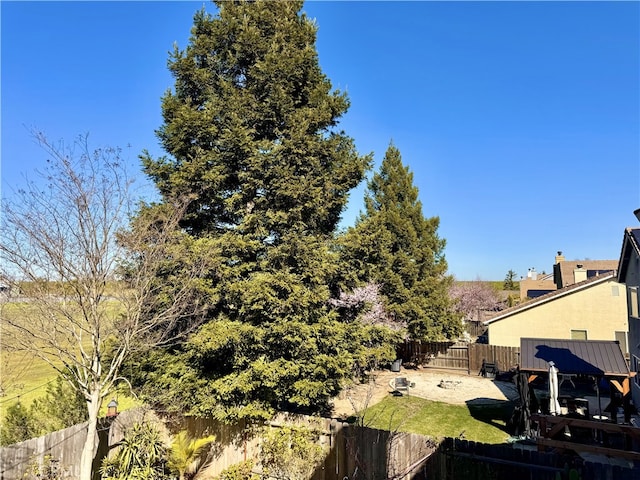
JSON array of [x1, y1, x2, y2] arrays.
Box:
[[465, 398, 515, 434]]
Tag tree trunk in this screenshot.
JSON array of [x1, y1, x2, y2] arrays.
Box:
[[79, 389, 102, 480]]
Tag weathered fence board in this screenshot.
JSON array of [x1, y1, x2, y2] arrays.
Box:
[[0, 412, 436, 480], [469, 343, 520, 374], [0, 422, 88, 479], [4, 415, 638, 480], [419, 438, 640, 480], [397, 341, 520, 374]]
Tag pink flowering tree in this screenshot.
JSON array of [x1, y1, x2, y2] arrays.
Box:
[[329, 283, 406, 332], [449, 280, 502, 323]]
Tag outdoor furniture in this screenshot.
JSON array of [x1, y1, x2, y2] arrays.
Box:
[[532, 413, 640, 461], [559, 373, 576, 388], [389, 377, 414, 395], [480, 359, 499, 378], [391, 358, 402, 372]]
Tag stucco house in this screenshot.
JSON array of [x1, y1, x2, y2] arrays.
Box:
[[553, 254, 618, 289], [484, 272, 628, 349], [519, 269, 555, 300], [616, 210, 640, 409], [519, 252, 618, 300]]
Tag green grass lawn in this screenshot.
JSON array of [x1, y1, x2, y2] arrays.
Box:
[[1, 350, 59, 407], [1, 302, 140, 420], [1, 347, 140, 420], [1, 302, 62, 410], [360, 395, 514, 444]]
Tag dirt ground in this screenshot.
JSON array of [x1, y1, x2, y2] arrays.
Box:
[[331, 368, 520, 419]]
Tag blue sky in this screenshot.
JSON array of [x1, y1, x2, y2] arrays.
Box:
[[2, 1, 639, 281]]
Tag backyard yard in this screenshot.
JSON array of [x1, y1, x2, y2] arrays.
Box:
[[332, 368, 520, 444]]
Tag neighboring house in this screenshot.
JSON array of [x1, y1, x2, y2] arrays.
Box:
[[484, 273, 628, 349], [519, 269, 555, 300], [552, 252, 618, 289], [617, 214, 640, 409], [519, 252, 618, 300]]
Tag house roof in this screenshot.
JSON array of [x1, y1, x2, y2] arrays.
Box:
[[555, 259, 618, 288], [484, 272, 616, 325], [617, 227, 640, 283], [519, 338, 629, 377]]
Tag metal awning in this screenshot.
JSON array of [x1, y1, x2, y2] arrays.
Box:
[[519, 338, 629, 377]]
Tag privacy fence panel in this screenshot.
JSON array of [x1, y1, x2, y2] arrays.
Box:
[[420, 438, 640, 480], [0, 422, 88, 480], [3, 416, 637, 480], [397, 341, 520, 374], [468, 344, 521, 374]]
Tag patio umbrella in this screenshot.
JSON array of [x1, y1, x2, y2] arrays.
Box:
[[515, 371, 531, 436], [548, 361, 561, 415]]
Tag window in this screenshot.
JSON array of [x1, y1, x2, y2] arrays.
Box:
[[611, 285, 619, 296], [571, 329, 587, 340], [629, 287, 639, 318], [615, 331, 628, 354], [633, 356, 640, 388]]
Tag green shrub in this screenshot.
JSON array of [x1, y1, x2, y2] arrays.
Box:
[[0, 374, 88, 446], [0, 400, 37, 445], [215, 460, 258, 480], [100, 422, 167, 480], [259, 424, 326, 480]]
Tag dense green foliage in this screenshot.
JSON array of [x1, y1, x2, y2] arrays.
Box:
[[133, 0, 398, 420], [259, 424, 326, 480], [339, 145, 461, 340], [0, 401, 36, 445], [100, 423, 167, 480], [503, 269, 518, 290], [31, 375, 88, 433], [214, 460, 258, 480], [167, 431, 216, 480], [0, 375, 87, 446]]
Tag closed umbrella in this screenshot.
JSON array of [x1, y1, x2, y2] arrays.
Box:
[[549, 361, 561, 415], [516, 371, 531, 436]]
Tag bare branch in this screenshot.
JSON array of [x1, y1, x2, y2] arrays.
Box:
[[0, 132, 208, 480]]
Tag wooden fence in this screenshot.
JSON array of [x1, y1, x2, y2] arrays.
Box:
[[421, 437, 640, 480], [0, 409, 162, 480], [3, 413, 638, 480], [0, 410, 436, 480], [397, 341, 520, 375]]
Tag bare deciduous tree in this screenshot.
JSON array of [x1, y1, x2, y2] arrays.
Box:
[[0, 132, 210, 480]]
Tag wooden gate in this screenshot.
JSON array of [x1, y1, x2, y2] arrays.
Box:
[[399, 341, 469, 371], [398, 341, 520, 374]]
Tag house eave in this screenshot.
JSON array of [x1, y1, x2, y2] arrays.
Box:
[[618, 227, 640, 283], [484, 273, 616, 326]]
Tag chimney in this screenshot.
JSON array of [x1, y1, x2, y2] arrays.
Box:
[[555, 251, 565, 264], [530, 268, 538, 280], [574, 264, 587, 284]]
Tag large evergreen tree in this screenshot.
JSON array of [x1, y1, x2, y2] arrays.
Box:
[[340, 144, 462, 340], [135, 0, 397, 419]]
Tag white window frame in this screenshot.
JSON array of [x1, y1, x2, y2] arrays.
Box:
[[633, 355, 640, 388], [629, 287, 639, 318], [615, 331, 628, 354]]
